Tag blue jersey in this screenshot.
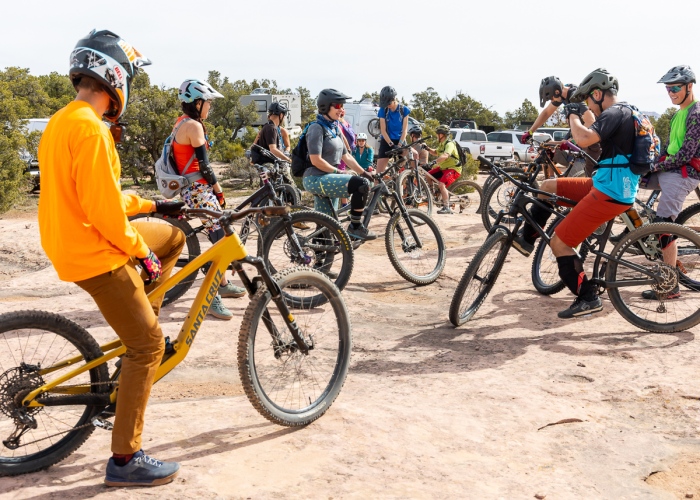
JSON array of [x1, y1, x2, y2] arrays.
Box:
[[378, 105, 410, 141]]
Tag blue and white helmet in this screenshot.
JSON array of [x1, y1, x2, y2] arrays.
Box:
[[178, 79, 224, 103], [69, 29, 151, 122]]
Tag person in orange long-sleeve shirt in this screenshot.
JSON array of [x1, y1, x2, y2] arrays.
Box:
[[38, 29, 184, 487]]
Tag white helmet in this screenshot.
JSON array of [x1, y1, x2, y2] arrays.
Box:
[[356, 133, 368, 140], [178, 79, 224, 103]]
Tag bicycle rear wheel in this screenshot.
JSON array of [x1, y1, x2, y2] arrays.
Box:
[[449, 228, 510, 326], [261, 210, 354, 302], [0, 311, 110, 476], [396, 169, 433, 215], [274, 183, 301, 206], [385, 208, 446, 285], [607, 223, 700, 332], [448, 179, 483, 215], [238, 268, 351, 426], [129, 213, 200, 306]]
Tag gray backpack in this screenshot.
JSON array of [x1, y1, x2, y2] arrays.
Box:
[[154, 118, 204, 198]]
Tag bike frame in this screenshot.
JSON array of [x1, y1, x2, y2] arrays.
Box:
[[488, 161, 666, 292], [21, 207, 307, 409]]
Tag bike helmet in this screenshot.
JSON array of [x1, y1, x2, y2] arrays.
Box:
[[409, 125, 422, 137], [569, 68, 619, 103], [436, 124, 450, 136], [178, 79, 224, 103], [268, 101, 288, 116], [658, 65, 696, 84], [356, 132, 368, 140], [539, 76, 563, 107], [317, 88, 351, 114], [69, 29, 151, 122], [379, 86, 397, 108]]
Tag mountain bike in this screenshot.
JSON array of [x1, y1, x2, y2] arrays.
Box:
[[131, 152, 353, 306], [396, 157, 483, 216], [480, 140, 589, 231], [319, 144, 447, 286], [0, 205, 352, 476], [449, 157, 700, 333], [250, 144, 303, 206]]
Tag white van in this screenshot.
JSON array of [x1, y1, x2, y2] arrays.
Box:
[[342, 100, 380, 151]]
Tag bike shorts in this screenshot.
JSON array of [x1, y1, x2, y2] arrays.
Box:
[[428, 167, 460, 187], [377, 137, 401, 159], [554, 177, 631, 248], [640, 171, 700, 220]]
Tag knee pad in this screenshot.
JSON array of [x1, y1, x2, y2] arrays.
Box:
[[348, 176, 370, 194], [653, 216, 677, 249]]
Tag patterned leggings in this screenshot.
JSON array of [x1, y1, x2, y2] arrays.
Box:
[[303, 174, 354, 217], [180, 182, 222, 235]]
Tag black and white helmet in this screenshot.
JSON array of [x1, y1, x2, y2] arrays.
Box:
[[69, 29, 151, 122], [658, 65, 696, 84], [316, 88, 351, 114], [379, 86, 397, 108]]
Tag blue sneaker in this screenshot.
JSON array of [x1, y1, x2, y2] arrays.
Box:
[[105, 450, 180, 487]]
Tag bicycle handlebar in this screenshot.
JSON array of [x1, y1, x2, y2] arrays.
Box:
[[251, 143, 288, 165]]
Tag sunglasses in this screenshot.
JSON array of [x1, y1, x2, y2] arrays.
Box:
[[330, 103, 344, 109], [666, 85, 684, 94]]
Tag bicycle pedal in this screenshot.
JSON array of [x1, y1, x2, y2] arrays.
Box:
[[92, 416, 114, 431]]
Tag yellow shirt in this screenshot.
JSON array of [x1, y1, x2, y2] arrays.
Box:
[[436, 139, 462, 174], [38, 101, 155, 282]]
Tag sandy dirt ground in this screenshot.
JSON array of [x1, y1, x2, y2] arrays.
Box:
[[2, 175, 700, 499]]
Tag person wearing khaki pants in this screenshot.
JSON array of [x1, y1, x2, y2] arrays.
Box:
[[38, 29, 185, 486]]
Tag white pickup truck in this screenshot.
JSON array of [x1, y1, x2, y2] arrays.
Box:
[[449, 128, 514, 166]]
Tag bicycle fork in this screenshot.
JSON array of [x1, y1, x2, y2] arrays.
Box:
[[232, 256, 312, 355]]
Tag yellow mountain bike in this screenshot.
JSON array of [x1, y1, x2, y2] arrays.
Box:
[[0, 206, 352, 476]]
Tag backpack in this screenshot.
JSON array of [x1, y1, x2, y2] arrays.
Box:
[[614, 103, 661, 175], [154, 118, 204, 198], [290, 121, 334, 177], [448, 138, 468, 167]]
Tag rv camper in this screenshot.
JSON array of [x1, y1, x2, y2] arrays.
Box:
[[239, 92, 302, 138]]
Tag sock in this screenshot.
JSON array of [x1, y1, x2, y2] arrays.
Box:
[[556, 255, 589, 297], [112, 453, 134, 466], [350, 210, 362, 229], [522, 201, 554, 243]]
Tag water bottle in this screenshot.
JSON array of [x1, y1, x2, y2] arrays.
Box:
[[625, 208, 643, 228]]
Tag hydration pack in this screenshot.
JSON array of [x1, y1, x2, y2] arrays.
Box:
[[614, 103, 660, 175], [154, 118, 204, 198]]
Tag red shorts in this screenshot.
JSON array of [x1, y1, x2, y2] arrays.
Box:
[[428, 167, 460, 187], [554, 177, 631, 248]]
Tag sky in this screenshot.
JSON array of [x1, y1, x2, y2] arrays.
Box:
[[1, 0, 695, 118]]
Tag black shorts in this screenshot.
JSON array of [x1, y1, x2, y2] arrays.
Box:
[[377, 137, 401, 159]]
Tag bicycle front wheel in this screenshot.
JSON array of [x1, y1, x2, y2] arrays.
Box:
[[0, 311, 110, 476], [385, 208, 446, 285], [449, 228, 510, 326], [261, 210, 354, 300], [448, 179, 483, 215], [481, 172, 531, 231], [238, 268, 351, 426], [274, 183, 301, 206], [607, 222, 700, 332], [396, 169, 433, 215]]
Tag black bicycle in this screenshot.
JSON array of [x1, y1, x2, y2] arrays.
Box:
[[450, 157, 700, 333], [324, 143, 447, 285], [131, 153, 353, 306]]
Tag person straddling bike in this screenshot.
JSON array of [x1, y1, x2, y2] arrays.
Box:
[[376, 85, 411, 174], [423, 125, 463, 214], [175, 78, 246, 320], [408, 125, 429, 167], [38, 29, 184, 486], [353, 132, 375, 170], [250, 102, 292, 165], [637, 65, 700, 300], [302, 88, 376, 240], [523, 75, 601, 177], [513, 68, 639, 319]]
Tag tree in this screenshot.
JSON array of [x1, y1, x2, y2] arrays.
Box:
[[0, 67, 52, 118], [37, 72, 74, 114], [119, 72, 180, 183], [296, 86, 316, 124], [410, 87, 442, 122], [435, 92, 502, 129], [0, 81, 30, 213], [362, 91, 380, 106], [503, 99, 539, 129], [652, 107, 677, 151]]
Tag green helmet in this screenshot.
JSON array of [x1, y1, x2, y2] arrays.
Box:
[[436, 124, 450, 135], [569, 68, 619, 103]]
